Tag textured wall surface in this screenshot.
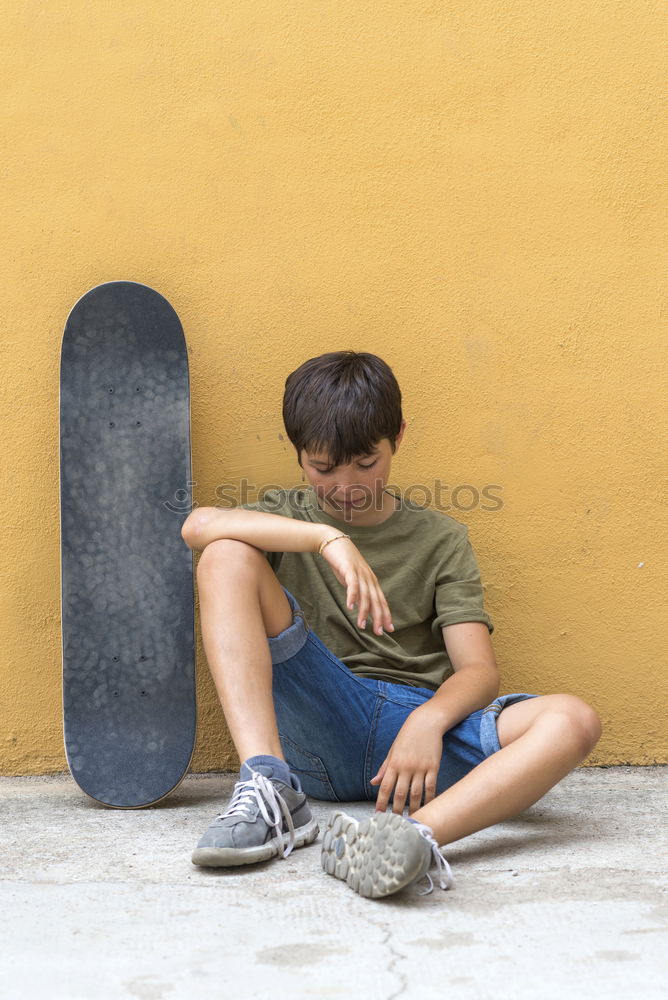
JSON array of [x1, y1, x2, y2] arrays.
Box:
[[1, 0, 665, 774]]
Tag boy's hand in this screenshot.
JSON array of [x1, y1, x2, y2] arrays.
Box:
[[319, 535, 394, 636], [370, 706, 443, 814]]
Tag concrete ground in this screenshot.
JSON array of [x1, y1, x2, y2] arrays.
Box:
[[1, 767, 666, 1000]]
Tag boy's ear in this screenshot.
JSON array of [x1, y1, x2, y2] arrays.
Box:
[[393, 419, 407, 451]]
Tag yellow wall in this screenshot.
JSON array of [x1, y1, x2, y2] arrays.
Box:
[[1, 1, 665, 774]]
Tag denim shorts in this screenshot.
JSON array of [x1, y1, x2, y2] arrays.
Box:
[[268, 588, 536, 802]]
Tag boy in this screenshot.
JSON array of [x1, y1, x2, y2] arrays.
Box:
[[182, 351, 601, 898]]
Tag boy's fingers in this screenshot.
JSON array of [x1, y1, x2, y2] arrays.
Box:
[[357, 579, 370, 628], [364, 578, 390, 634], [341, 560, 394, 631], [369, 760, 387, 785], [391, 775, 410, 815], [346, 572, 392, 633], [382, 596, 394, 632], [373, 585, 393, 632], [375, 769, 396, 813], [424, 772, 437, 805], [369, 589, 386, 635], [409, 775, 425, 814]]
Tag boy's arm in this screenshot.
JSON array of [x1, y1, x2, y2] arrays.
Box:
[[182, 506, 394, 635], [182, 505, 331, 555], [415, 622, 499, 732], [371, 622, 499, 815]]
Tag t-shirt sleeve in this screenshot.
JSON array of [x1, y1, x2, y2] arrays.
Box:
[[431, 531, 493, 637]]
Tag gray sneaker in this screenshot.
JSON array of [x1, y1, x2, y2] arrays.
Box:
[[321, 810, 453, 898], [192, 763, 319, 867]]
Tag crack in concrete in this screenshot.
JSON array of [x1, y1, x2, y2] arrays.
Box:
[[367, 914, 410, 1000]]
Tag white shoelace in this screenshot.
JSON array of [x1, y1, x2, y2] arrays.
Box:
[[217, 771, 297, 858], [411, 821, 454, 895]]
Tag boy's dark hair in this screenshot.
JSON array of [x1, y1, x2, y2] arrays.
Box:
[[283, 351, 403, 467]]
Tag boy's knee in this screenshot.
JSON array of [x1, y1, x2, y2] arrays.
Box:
[[196, 538, 265, 583], [576, 699, 603, 753], [551, 695, 602, 756]]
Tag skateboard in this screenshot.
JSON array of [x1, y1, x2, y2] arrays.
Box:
[[59, 281, 196, 808]]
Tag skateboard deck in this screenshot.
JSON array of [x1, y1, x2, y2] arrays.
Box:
[[60, 281, 196, 808]]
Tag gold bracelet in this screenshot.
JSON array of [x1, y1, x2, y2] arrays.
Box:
[[317, 533, 350, 556]]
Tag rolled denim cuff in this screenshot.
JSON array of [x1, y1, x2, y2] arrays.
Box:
[[479, 693, 538, 756], [267, 588, 309, 665]]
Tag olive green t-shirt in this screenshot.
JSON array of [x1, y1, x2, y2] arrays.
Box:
[[241, 487, 493, 691]]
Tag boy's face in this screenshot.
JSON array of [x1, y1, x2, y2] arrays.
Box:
[[300, 422, 405, 525]]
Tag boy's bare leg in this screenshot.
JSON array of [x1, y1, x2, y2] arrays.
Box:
[[195, 538, 294, 763], [410, 695, 602, 845]]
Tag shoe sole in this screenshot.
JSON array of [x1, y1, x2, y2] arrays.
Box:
[[191, 817, 320, 868], [321, 811, 429, 898]]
